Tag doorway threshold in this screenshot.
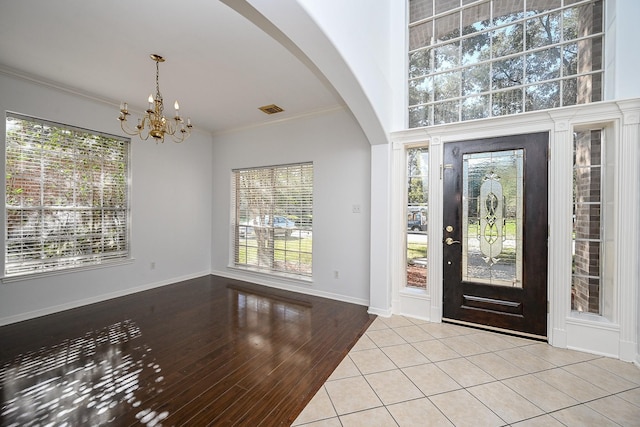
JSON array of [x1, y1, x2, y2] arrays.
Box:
[[442, 317, 547, 342]]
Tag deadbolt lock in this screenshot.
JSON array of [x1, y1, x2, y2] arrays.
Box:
[[445, 225, 454, 232]]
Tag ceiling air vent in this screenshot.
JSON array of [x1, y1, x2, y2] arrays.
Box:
[[259, 104, 284, 115]]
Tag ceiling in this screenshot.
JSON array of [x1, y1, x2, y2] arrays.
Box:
[[0, 0, 344, 136]]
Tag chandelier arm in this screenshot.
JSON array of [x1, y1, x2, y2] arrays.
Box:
[[119, 117, 140, 137]]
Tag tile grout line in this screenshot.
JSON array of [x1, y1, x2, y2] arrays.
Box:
[[296, 317, 640, 426]]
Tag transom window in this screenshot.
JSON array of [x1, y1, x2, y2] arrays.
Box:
[[232, 163, 313, 277], [5, 114, 130, 277], [408, 0, 604, 127]]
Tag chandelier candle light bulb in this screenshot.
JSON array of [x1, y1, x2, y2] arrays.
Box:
[[118, 54, 192, 143]]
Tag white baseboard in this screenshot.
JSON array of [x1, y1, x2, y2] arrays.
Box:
[[368, 307, 392, 317], [210, 268, 370, 307], [0, 270, 210, 327]]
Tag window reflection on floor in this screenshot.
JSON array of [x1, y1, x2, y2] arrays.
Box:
[[0, 320, 166, 426]]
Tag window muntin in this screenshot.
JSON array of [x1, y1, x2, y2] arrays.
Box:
[[5, 114, 130, 277], [232, 163, 313, 277], [406, 147, 428, 290], [408, 0, 604, 127]]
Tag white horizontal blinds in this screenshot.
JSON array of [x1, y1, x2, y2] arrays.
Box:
[[233, 162, 313, 276], [5, 114, 130, 276]]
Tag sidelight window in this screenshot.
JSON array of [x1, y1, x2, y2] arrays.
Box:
[[572, 127, 613, 316], [406, 147, 428, 289]]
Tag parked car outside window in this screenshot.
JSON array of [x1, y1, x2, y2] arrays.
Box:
[[242, 215, 296, 237]]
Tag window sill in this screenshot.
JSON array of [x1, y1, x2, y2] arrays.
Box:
[[2, 258, 135, 284], [400, 287, 430, 299], [227, 265, 313, 285], [566, 311, 619, 330]]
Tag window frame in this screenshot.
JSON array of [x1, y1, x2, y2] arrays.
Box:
[[408, 0, 605, 127], [231, 162, 313, 279], [4, 113, 131, 279], [570, 122, 615, 319]]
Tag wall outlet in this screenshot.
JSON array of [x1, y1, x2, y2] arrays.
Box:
[[150, 261, 156, 270], [333, 270, 339, 279], [352, 204, 361, 213]]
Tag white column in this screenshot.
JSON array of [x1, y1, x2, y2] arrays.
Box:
[[616, 100, 640, 362], [389, 140, 406, 312], [369, 143, 392, 316], [428, 136, 444, 321], [547, 116, 573, 347]]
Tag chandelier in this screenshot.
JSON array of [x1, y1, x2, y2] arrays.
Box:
[[118, 54, 192, 143]]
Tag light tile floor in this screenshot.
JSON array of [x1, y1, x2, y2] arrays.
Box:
[[293, 316, 640, 427]]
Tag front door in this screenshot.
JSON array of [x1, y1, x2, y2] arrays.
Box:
[[442, 132, 548, 338]]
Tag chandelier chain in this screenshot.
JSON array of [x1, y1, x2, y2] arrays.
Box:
[[155, 59, 163, 116]]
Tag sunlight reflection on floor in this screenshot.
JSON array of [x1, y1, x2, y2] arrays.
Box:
[[1, 320, 167, 426]]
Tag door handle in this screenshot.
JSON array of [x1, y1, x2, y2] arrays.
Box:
[[444, 237, 460, 245]]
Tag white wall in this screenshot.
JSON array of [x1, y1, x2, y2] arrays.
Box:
[[606, 0, 640, 100], [240, 0, 389, 146], [297, 0, 394, 133], [0, 73, 213, 325], [210, 108, 371, 305]]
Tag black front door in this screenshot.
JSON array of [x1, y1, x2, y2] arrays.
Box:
[[442, 132, 548, 337]]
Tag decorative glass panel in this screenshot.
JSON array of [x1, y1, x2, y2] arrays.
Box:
[[462, 150, 523, 287]]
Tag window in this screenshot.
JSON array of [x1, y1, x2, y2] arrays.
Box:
[[232, 163, 313, 277], [408, 0, 604, 127], [5, 114, 130, 277], [406, 147, 428, 289], [571, 127, 613, 316]]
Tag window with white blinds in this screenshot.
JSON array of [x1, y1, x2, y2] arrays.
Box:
[[5, 113, 130, 277], [232, 162, 313, 277]]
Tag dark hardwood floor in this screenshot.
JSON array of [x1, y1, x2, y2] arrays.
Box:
[[0, 275, 375, 426]]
